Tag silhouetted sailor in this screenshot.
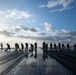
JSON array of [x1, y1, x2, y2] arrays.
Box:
[[30, 44, 34, 57], [21, 43, 24, 51], [25, 42, 28, 57], [1, 43, 3, 51], [42, 41, 46, 60], [62, 44, 64, 51], [58, 43, 61, 51], [54, 43, 56, 51], [46, 44, 48, 52], [73, 44, 76, 51], [25, 42, 28, 51], [15, 43, 19, 51], [34, 42, 37, 50], [50, 43, 52, 50], [67, 44, 70, 51], [43, 41, 46, 52], [45, 44, 48, 58], [34, 42, 37, 58], [5, 43, 10, 51]]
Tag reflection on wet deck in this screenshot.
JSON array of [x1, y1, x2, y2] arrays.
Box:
[[6, 48, 73, 75]]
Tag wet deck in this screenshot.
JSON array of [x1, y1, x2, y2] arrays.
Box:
[[6, 48, 73, 75]]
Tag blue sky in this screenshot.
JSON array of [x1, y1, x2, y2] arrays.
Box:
[[0, 0, 76, 46]]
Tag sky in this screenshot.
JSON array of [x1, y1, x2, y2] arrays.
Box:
[[0, 0, 76, 47]]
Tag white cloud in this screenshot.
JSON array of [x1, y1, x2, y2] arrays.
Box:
[[47, 0, 58, 8], [15, 25, 37, 32], [47, 0, 74, 8], [40, 0, 75, 12], [0, 23, 10, 31], [44, 22, 54, 31], [6, 9, 31, 19], [0, 9, 32, 19], [27, 19, 36, 22], [0, 23, 76, 45], [61, 29, 69, 33], [0, 11, 4, 15], [0, 30, 15, 37], [39, 5, 46, 8], [50, 5, 75, 12]]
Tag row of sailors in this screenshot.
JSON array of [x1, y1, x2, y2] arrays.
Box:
[[0, 42, 76, 51], [0, 42, 37, 52], [42, 42, 76, 51]]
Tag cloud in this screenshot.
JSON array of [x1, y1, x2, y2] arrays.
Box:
[[15, 25, 37, 32], [27, 19, 36, 22], [0, 9, 32, 19], [47, 0, 74, 8], [68, 30, 76, 36], [0, 23, 10, 31], [39, 5, 46, 8], [44, 22, 54, 31], [61, 29, 69, 33], [15, 24, 76, 45], [0, 30, 14, 37], [41, 22, 76, 44], [29, 28, 37, 32], [15, 25, 29, 31], [40, 0, 75, 12], [18, 35, 54, 41], [0, 11, 4, 15], [13, 24, 46, 37], [50, 5, 75, 12], [52, 29, 76, 44], [37, 32, 45, 35], [0, 23, 76, 45]]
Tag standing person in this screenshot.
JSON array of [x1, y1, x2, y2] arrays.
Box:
[[42, 41, 46, 60], [15, 43, 18, 51], [15, 43, 19, 51], [54, 43, 56, 51], [1, 43, 3, 51], [25, 42, 28, 57], [73, 44, 76, 51], [21, 43, 24, 51], [34, 42, 37, 58], [43, 41, 46, 52], [45, 44, 48, 58], [58, 43, 61, 51], [62, 44, 64, 51], [30, 44, 34, 57], [25, 42, 28, 51], [50, 43, 52, 51], [67, 44, 70, 51], [5, 43, 10, 51]]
